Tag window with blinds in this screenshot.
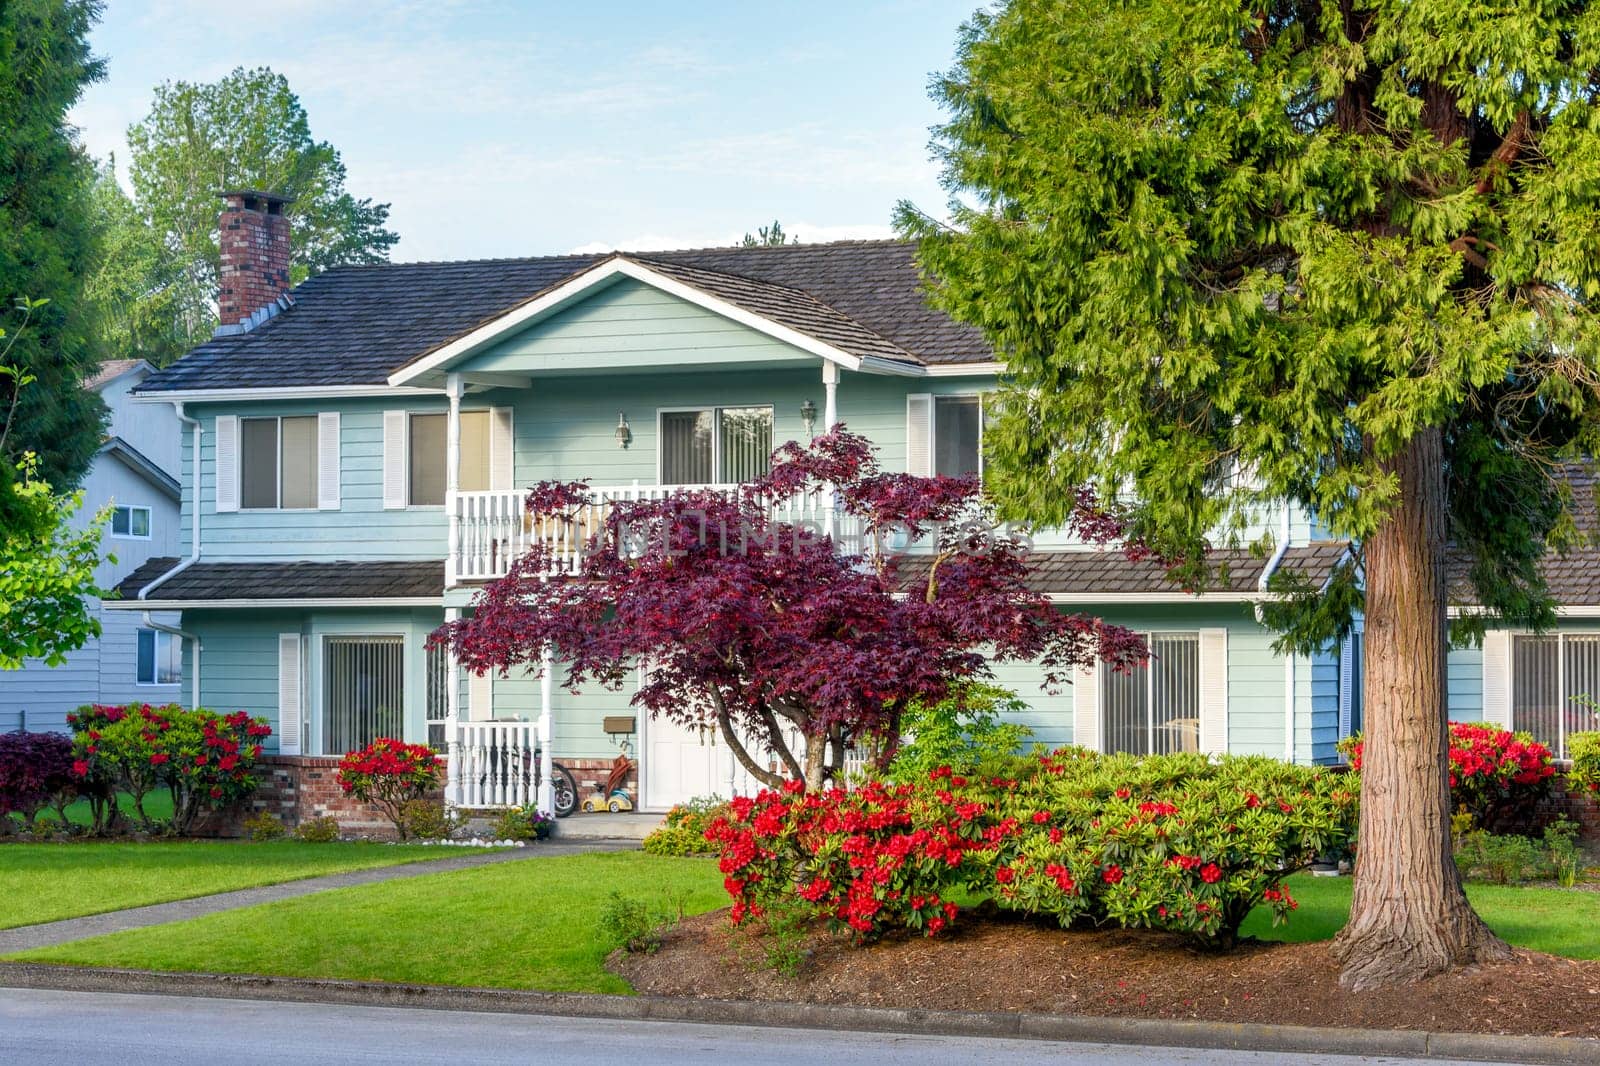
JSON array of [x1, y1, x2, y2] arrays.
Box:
[[1102, 632, 1201, 755], [660, 406, 773, 484], [1511, 634, 1600, 759], [240, 415, 318, 509], [324, 636, 405, 754]]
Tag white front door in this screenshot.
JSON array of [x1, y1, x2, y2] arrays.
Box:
[[642, 712, 728, 810]]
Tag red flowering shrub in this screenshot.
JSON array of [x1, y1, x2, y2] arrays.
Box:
[[1570, 732, 1600, 795], [337, 738, 441, 839], [69, 703, 271, 833], [706, 751, 1357, 948], [705, 778, 986, 940], [0, 731, 76, 831], [1340, 721, 1556, 833]]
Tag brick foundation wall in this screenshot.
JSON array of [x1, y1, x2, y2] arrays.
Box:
[[1541, 774, 1600, 843], [200, 754, 445, 840]]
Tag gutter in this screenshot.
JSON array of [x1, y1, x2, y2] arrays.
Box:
[[138, 402, 203, 708]]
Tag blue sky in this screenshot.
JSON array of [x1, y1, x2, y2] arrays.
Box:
[[72, 1, 979, 261]]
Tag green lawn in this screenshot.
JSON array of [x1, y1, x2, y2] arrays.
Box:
[[1239, 872, 1600, 959], [0, 841, 451, 929], [8, 852, 726, 993], [10, 861, 1596, 992]]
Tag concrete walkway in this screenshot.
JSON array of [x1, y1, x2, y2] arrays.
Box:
[[0, 840, 632, 954]]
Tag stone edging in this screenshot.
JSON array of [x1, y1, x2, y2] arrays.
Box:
[[1, 963, 1595, 1064]]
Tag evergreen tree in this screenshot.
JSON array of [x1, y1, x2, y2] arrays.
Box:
[[0, 0, 107, 489], [901, 0, 1600, 987], [741, 220, 797, 246]]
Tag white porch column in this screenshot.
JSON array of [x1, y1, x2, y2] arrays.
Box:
[[444, 606, 461, 807], [538, 642, 555, 813], [821, 362, 840, 538], [445, 372, 464, 587]]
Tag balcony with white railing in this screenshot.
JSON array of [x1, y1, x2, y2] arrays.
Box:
[[447, 482, 849, 585]]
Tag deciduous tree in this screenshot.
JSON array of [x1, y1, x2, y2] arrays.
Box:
[[436, 430, 1144, 790], [900, 0, 1600, 987]]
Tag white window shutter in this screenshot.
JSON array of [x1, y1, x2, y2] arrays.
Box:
[[214, 415, 239, 513], [490, 407, 514, 491], [383, 410, 407, 510], [1482, 629, 1510, 728], [469, 669, 493, 721], [317, 411, 341, 510], [1198, 628, 1229, 755], [1072, 661, 1100, 752], [277, 633, 303, 755], [906, 394, 933, 476]]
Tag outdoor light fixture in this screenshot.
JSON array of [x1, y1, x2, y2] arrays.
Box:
[[614, 412, 631, 449], [800, 398, 818, 437]]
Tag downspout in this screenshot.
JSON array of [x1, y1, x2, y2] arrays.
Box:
[[1254, 503, 1296, 764], [139, 402, 203, 709]]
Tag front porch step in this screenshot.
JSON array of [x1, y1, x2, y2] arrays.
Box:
[[549, 811, 664, 842]]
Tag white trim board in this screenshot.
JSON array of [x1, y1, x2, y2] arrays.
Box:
[[389, 257, 886, 386], [132, 385, 445, 403], [105, 597, 443, 610]]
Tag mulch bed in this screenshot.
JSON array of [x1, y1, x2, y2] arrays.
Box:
[[611, 906, 1600, 1039]]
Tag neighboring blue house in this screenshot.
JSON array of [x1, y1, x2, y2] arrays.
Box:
[[112, 191, 1596, 813], [1, 359, 184, 733]]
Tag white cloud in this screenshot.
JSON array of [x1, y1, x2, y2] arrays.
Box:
[[568, 221, 897, 256]]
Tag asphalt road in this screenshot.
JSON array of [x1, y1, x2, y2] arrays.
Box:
[[0, 989, 1519, 1066]]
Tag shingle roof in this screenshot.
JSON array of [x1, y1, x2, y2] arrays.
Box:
[[137, 241, 989, 393], [897, 543, 1351, 599], [85, 359, 149, 391], [114, 559, 445, 602]]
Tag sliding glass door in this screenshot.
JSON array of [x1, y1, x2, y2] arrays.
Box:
[[660, 406, 774, 484]]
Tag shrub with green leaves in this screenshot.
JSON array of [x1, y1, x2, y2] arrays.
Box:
[[398, 799, 463, 841], [886, 684, 1035, 782], [1570, 732, 1600, 798], [707, 749, 1358, 949], [293, 815, 339, 843], [642, 794, 728, 856], [242, 811, 286, 841], [599, 891, 670, 954], [492, 805, 554, 842]]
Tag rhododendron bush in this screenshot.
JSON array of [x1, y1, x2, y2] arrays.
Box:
[[1339, 722, 1555, 833], [707, 750, 1357, 948], [337, 737, 441, 839], [68, 703, 271, 833], [435, 429, 1147, 792]]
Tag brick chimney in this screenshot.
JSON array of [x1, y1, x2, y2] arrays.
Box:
[[217, 189, 293, 333]]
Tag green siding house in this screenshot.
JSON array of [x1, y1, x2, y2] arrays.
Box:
[[112, 191, 1596, 814]]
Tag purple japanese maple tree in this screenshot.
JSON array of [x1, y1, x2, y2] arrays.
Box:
[[433, 428, 1146, 790]]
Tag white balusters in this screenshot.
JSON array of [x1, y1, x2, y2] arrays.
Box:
[[451, 719, 539, 809]]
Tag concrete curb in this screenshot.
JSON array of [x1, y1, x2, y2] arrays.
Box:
[[1, 963, 1595, 1064]]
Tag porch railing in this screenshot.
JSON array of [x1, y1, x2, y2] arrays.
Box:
[[447, 482, 847, 585], [449, 719, 539, 808]]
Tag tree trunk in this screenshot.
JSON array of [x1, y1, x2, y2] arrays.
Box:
[[803, 731, 828, 792], [1330, 427, 1512, 988]]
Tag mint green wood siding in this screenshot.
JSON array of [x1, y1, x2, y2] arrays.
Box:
[[464, 278, 816, 375], [184, 607, 440, 754], [184, 399, 449, 561]]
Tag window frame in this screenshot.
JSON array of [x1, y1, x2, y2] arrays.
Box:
[[135, 628, 182, 686], [405, 408, 494, 509], [932, 392, 985, 478], [1509, 631, 1600, 760], [110, 504, 153, 540], [320, 631, 408, 755], [238, 414, 320, 512], [1100, 630, 1202, 756], [655, 404, 777, 486]]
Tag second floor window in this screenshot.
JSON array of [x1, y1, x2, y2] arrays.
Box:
[[660, 406, 773, 485], [408, 411, 491, 506], [933, 396, 982, 478], [111, 505, 151, 538], [241, 415, 318, 509]]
